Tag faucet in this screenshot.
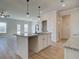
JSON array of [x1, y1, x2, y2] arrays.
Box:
[[35, 24, 39, 34]]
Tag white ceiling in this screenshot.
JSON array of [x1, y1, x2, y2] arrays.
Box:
[[0, 0, 79, 21]]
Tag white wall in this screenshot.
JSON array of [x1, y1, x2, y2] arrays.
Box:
[[70, 8, 79, 37], [0, 18, 32, 34], [41, 11, 57, 42], [32, 7, 79, 42], [32, 11, 57, 42], [60, 7, 79, 37], [32, 11, 56, 42]]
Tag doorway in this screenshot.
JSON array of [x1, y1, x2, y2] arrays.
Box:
[[61, 15, 71, 40]]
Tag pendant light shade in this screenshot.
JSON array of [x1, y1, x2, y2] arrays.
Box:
[[26, 12, 30, 17], [27, 0, 29, 2], [60, 0, 66, 7], [60, 0, 64, 2]]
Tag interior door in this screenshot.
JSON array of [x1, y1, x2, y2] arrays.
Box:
[[62, 15, 71, 39]]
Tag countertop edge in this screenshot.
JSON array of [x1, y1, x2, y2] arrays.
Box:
[[63, 38, 79, 51], [64, 45, 79, 51]]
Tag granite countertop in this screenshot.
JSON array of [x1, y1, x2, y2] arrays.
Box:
[[36, 32, 51, 34], [14, 32, 51, 37], [14, 34, 38, 37], [63, 37, 79, 51]]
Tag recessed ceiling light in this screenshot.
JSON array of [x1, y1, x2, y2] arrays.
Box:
[[62, 4, 65, 7]]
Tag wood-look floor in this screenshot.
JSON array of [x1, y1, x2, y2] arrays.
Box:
[[0, 39, 16, 59], [29, 40, 67, 59], [0, 39, 66, 59]]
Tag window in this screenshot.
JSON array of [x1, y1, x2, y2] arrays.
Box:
[[0, 22, 7, 33], [17, 24, 21, 35], [24, 24, 28, 36]]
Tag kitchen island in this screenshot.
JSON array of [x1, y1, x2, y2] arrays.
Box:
[[29, 32, 51, 53], [15, 34, 28, 59], [15, 32, 51, 59], [63, 37, 79, 59]]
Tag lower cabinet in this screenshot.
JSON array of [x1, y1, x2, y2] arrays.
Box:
[[29, 33, 51, 53], [64, 48, 79, 59]]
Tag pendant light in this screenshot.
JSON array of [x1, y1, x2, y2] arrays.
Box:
[[60, 0, 66, 7], [26, 0, 30, 17], [37, 6, 41, 20], [0, 10, 10, 18]]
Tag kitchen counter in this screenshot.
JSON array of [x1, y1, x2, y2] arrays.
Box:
[[14, 32, 51, 37], [14, 32, 51, 59], [14, 34, 38, 37], [64, 37, 79, 51], [29, 32, 51, 53]]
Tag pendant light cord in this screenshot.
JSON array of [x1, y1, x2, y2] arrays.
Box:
[[60, 0, 64, 2], [26, 0, 29, 13], [38, 6, 40, 18], [27, 0, 29, 12]]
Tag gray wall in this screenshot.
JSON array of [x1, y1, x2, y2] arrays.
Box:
[[0, 18, 32, 34]]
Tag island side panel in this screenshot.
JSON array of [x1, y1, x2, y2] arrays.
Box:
[[64, 48, 79, 59], [17, 36, 28, 59]]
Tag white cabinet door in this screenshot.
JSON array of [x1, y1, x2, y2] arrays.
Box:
[[47, 34, 51, 46], [38, 34, 48, 52], [43, 35, 48, 49], [29, 33, 51, 53], [38, 35, 44, 52], [64, 48, 79, 59]]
